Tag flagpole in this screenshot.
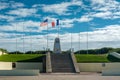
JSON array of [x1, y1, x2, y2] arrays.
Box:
[[86, 8, 90, 55], [87, 24, 89, 54], [40, 19, 48, 52], [58, 25, 59, 38], [57, 19, 59, 38], [79, 32, 80, 54], [47, 22, 48, 52], [30, 29, 32, 54], [71, 32, 72, 53], [23, 22, 25, 53], [16, 21, 17, 54]]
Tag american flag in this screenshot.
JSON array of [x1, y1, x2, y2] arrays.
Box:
[[40, 19, 48, 26]]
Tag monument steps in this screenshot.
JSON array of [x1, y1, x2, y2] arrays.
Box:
[[50, 53, 75, 73]]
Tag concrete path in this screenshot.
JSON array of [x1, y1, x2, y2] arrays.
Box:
[[0, 73, 120, 80]]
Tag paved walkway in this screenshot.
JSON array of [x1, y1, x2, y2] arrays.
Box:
[[0, 73, 120, 80]]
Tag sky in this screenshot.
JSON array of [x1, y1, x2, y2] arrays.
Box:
[[0, 0, 120, 52]]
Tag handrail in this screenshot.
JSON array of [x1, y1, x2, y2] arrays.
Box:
[[70, 52, 80, 73]]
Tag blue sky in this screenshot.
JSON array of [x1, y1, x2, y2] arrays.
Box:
[[0, 0, 120, 52]]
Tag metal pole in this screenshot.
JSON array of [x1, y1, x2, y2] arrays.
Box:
[[57, 25, 59, 38], [71, 32, 72, 53], [16, 21, 17, 54], [57, 20, 59, 38], [87, 24, 89, 54], [30, 29, 32, 54], [47, 23, 48, 52], [23, 22, 25, 53], [79, 32, 80, 54], [86, 8, 91, 55]]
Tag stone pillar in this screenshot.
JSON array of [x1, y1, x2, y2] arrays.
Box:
[[53, 37, 61, 54]]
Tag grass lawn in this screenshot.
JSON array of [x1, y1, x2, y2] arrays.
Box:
[[0, 54, 110, 63], [0, 54, 44, 62], [75, 54, 110, 63]]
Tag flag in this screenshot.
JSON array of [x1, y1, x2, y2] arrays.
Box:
[[56, 19, 59, 25], [51, 21, 55, 27], [40, 19, 48, 26]]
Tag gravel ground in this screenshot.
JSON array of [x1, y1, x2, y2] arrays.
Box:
[[0, 72, 120, 80]]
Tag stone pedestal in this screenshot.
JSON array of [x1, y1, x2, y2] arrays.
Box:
[[53, 37, 61, 54]]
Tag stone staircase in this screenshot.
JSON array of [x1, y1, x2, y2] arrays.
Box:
[[50, 53, 75, 73]]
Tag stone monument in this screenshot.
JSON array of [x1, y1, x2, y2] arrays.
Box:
[[53, 37, 61, 54]]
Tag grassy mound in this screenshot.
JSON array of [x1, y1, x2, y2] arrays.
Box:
[[0, 54, 45, 62], [107, 54, 120, 62], [75, 54, 109, 63]]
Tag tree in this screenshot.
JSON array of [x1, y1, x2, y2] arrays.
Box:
[[0, 48, 8, 54], [25, 51, 34, 54], [9, 51, 23, 54], [75, 47, 113, 54]]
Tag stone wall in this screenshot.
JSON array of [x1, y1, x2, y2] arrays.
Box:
[[78, 63, 103, 72], [16, 62, 43, 72], [0, 62, 43, 71], [78, 63, 120, 72], [0, 62, 12, 70], [0, 70, 39, 76]]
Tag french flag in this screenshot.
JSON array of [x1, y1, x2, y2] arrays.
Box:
[[51, 19, 59, 27], [52, 21, 55, 27]]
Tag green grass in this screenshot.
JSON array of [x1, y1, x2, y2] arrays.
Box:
[[0, 54, 110, 63], [75, 54, 110, 63], [0, 54, 44, 62]]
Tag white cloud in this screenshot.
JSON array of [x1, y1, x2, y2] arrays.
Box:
[[0, 32, 52, 52], [59, 16, 92, 27], [57, 0, 120, 21], [54, 24, 120, 49], [62, 23, 74, 28], [114, 12, 120, 15], [8, 8, 37, 17], [90, 0, 120, 19], [60, 19, 75, 28], [0, 20, 43, 32], [91, 0, 107, 5], [59, 16, 93, 28], [0, 24, 120, 51], [0, 15, 15, 21], [42, 0, 119, 21], [42, 1, 82, 15], [67, 0, 120, 22], [0, 1, 24, 10], [92, 11, 112, 19], [86, 25, 120, 42], [0, 2, 8, 10], [77, 15, 93, 22], [0, 19, 63, 33], [94, 12, 111, 17], [10, 2, 24, 8]]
